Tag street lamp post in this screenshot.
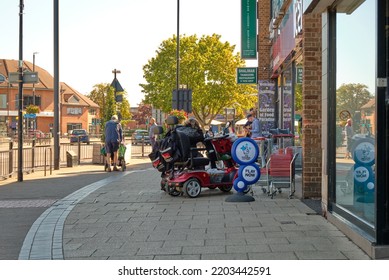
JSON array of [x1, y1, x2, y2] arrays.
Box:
[[176, 0, 180, 93], [53, 0, 60, 170], [32, 52, 38, 131], [17, 0, 24, 182], [32, 52, 38, 106]]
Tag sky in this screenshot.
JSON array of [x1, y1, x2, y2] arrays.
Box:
[[1, 0, 376, 107], [1, 0, 257, 106], [336, 0, 376, 94]]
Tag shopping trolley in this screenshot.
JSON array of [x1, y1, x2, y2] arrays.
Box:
[[265, 147, 299, 199]]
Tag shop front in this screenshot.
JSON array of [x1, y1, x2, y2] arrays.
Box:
[[305, 0, 389, 258], [259, 0, 304, 141]]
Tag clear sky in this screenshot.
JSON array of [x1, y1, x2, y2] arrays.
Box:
[[337, 0, 376, 94], [1, 0, 376, 106], [1, 0, 258, 106]]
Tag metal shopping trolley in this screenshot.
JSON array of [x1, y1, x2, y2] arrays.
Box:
[[265, 147, 299, 199]]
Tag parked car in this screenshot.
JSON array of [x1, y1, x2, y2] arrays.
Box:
[[70, 129, 90, 144], [27, 129, 45, 138], [132, 129, 150, 145]]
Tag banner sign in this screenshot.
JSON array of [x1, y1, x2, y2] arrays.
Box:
[[283, 82, 293, 131], [241, 0, 257, 59], [258, 81, 276, 132]]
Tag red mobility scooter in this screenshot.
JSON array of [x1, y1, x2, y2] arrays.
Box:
[[150, 116, 239, 198]]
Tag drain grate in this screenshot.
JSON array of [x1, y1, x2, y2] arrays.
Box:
[[0, 199, 57, 208]]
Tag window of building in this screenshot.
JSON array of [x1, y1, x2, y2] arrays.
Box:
[[89, 108, 96, 115], [67, 123, 82, 134], [23, 95, 41, 107], [67, 107, 82, 115], [0, 94, 6, 109], [334, 0, 376, 228]]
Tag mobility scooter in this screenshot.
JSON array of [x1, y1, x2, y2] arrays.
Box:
[[150, 116, 239, 198]]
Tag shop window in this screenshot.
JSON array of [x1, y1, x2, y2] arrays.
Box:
[[334, 0, 376, 227]]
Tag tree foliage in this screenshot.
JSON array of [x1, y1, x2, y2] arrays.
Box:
[[336, 83, 373, 120], [132, 103, 152, 126], [87, 83, 132, 122], [87, 83, 133, 140], [140, 34, 256, 127]]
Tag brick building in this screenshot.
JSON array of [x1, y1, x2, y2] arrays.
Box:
[[257, 0, 322, 198], [257, 0, 389, 258], [0, 59, 100, 136]]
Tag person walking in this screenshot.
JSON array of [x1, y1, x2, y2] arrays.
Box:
[[105, 115, 123, 172], [149, 117, 157, 149], [345, 118, 353, 159]]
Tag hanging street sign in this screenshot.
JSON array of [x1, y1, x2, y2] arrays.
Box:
[[8, 72, 39, 84], [237, 67, 257, 84]]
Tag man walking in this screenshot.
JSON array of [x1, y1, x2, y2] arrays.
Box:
[[105, 115, 123, 172]]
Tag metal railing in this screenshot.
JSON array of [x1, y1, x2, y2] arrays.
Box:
[[0, 137, 153, 181]]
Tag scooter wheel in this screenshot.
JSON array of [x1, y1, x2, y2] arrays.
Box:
[[183, 178, 201, 198], [219, 185, 233, 192]]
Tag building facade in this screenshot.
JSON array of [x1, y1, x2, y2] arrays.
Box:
[[258, 0, 389, 258], [0, 59, 100, 137]]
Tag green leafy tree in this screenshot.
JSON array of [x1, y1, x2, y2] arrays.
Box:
[[87, 83, 116, 141], [140, 34, 256, 127], [294, 83, 302, 112], [87, 83, 132, 121], [336, 83, 372, 120], [117, 96, 132, 121]]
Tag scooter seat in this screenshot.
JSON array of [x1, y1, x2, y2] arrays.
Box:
[[192, 157, 210, 167]]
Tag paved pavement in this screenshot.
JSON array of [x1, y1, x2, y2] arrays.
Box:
[[0, 157, 371, 260]]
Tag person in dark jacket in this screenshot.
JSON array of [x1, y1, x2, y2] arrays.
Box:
[[105, 115, 123, 171]]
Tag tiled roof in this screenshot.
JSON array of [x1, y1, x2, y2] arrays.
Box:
[[361, 98, 375, 109], [60, 82, 99, 108], [1, 58, 98, 109], [0, 58, 53, 89]]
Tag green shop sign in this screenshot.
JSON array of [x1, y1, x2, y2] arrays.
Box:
[[237, 67, 257, 84], [241, 0, 257, 59]]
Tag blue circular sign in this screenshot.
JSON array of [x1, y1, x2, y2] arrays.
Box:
[[233, 179, 248, 192], [353, 165, 373, 185], [238, 164, 261, 185], [231, 137, 259, 165], [353, 139, 375, 166]]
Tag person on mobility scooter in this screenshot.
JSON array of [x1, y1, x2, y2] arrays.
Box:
[[149, 116, 239, 198]]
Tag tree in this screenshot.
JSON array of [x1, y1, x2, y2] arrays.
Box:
[[294, 83, 302, 112], [117, 96, 132, 121], [336, 83, 372, 121], [140, 34, 256, 128], [132, 103, 152, 126], [87, 83, 132, 122]]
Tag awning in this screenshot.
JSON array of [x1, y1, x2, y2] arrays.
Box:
[[210, 120, 224, 125], [235, 118, 248, 125]]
